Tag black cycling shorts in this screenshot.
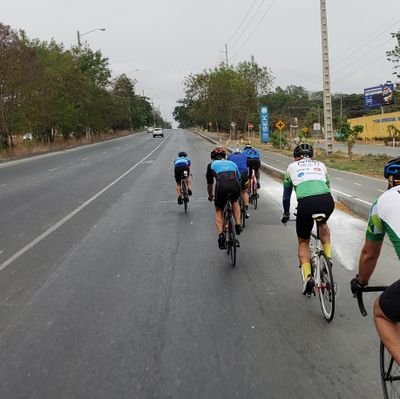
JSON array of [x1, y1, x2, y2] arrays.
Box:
[[240, 171, 249, 190], [174, 166, 190, 183], [296, 193, 335, 239], [214, 172, 241, 209], [247, 158, 261, 174], [379, 280, 400, 322]]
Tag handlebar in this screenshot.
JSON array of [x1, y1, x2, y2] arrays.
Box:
[[356, 286, 387, 317]]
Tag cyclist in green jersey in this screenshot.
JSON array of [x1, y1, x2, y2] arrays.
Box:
[[281, 144, 335, 295], [351, 156, 400, 363]]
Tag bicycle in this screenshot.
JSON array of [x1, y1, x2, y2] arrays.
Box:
[[223, 196, 239, 267], [355, 286, 400, 398], [248, 169, 258, 209], [306, 213, 336, 322], [180, 171, 190, 213]]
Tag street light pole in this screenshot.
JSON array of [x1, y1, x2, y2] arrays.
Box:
[[77, 28, 106, 48]]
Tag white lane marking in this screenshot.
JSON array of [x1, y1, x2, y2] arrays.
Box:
[[334, 177, 343, 181], [0, 137, 169, 272], [0, 250, 3, 255], [81, 157, 89, 161], [353, 182, 362, 186], [114, 147, 120, 150], [48, 167, 59, 172], [377, 189, 385, 193], [102, 152, 107, 154], [0, 184, 6, 188]]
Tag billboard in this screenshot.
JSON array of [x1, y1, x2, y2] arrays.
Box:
[[259, 105, 270, 143], [364, 82, 395, 109]]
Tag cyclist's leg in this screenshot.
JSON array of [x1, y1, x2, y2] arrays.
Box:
[[316, 194, 335, 258], [232, 201, 241, 225], [296, 198, 314, 280], [174, 167, 183, 203], [254, 160, 261, 188], [186, 167, 192, 195], [215, 208, 224, 234], [375, 283, 400, 364], [214, 182, 227, 249]]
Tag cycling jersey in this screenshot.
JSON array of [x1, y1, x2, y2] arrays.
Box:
[[227, 153, 248, 173], [206, 160, 241, 184], [366, 186, 400, 258], [243, 147, 260, 159], [174, 157, 191, 167]]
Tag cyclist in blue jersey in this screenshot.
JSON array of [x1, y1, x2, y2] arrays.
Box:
[[243, 144, 261, 189], [206, 147, 242, 249], [228, 148, 250, 218], [174, 151, 192, 204]]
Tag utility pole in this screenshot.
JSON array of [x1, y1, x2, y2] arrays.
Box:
[[225, 44, 229, 67], [77, 31, 81, 47], [320, 0, 333, 155]]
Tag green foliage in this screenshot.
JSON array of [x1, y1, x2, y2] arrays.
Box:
[[337, 120, 364, 160], [174, 56, 274, 130], [0, 22, 168, 150], [270, 131, 289, 149]]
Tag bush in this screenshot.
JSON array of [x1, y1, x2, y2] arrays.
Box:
[[270, 131, 289, 149]]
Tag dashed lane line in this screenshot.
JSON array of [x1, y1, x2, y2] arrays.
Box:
[[0, 136, 169, 272]]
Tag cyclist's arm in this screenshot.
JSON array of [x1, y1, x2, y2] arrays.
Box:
[[282, 172, 293, 213], [206, 163, 214, 197], [358, 239, 383, 285], [323, 164, 330, 188], [358, 202, 386, 285]]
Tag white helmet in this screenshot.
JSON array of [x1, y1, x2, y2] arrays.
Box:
[[233, 147, 241, 153]]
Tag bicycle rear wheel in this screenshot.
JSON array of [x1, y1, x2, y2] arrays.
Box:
[[181, 180, 188, 213], [318, 254, 335, 322], [240, 201, 246, 229], [380, 341, 400, 398], [253, 193, 258, 209], [227, 216, 237, 267]]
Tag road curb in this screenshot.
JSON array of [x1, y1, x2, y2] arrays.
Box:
[[192, 130, 372, 220]]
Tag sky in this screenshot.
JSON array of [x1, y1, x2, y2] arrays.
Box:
[[3, 0, 400, 124]]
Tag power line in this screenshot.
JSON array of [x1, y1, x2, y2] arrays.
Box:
[[297, 17, 400, 87], [229, 0, 266, 51], [226, 0, 258, 45], [230, 0, 278, 61]]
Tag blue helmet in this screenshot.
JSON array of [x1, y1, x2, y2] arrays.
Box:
[[384, 157, 400, 179]]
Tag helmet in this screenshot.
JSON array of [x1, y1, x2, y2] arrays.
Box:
[[384, 157, 400, 179], [233, 147, 241, 153], [244, 144, 252, 150], [178, 151, 187, 157], [294, 143, 313, 158], [211, 147, 226, 160]]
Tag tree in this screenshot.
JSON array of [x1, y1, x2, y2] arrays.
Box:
[[337, 120, 364, 161], [387, 30, 400, 80]]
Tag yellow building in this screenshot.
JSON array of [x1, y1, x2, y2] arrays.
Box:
[[348, 111, 400, 139]]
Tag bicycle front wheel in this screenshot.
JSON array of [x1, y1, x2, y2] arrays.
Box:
[[253, 194, 258, 210], [380, 341, 400, 398], [318, 254, 335, 322]]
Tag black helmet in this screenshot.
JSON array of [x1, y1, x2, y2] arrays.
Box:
[[294, 143, 313, 158], [178, 151, 187, 157], [211, 147, 226, 160], [384, 156, 400, 179]]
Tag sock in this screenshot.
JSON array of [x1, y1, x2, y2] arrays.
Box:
[[301, 262, 311, 280], [323, 243, 331, 258]]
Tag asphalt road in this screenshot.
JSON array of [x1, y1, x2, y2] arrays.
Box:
[[0, 129, 392, 398]]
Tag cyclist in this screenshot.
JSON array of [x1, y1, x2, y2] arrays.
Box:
[[228, 148, 250, 218], [174, 151, 192, 204], [280, 143, 335, 295], [351, 157, 400, 363], [206, 147, 242, 249], [243, 144, 261, 190]]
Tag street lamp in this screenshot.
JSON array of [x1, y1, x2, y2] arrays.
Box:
[[77, 28, 106, 47]]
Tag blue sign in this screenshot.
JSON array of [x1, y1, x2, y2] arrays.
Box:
[[364, 83, 395, 109], [259, 105, 270, 143]]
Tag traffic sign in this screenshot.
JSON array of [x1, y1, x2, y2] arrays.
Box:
[[275, 120, 285, 130], [302, 127, 309, 134], [248, 122, 254, 129], [231, 122, 236, 127]]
